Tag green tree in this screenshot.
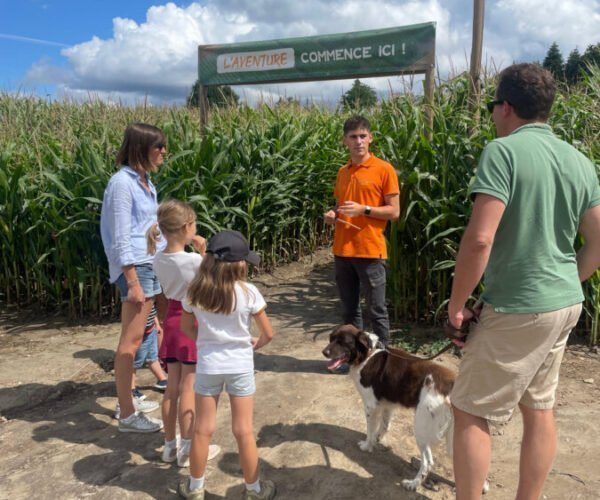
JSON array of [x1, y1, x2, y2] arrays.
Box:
[[276, 96, 300, 107], [340, 79, 378, 110], [582, 43, 600, 70], [565, 48, 583, 85], [543, 42, 565, 80], [187, 79, 239, 107]]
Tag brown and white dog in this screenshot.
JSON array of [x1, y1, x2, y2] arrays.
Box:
[[322, 324, 488, 493]]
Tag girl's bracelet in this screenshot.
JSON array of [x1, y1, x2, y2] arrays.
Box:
[[127, 278, 139, 286]]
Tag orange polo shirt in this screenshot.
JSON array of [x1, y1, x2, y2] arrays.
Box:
[[332, 154, 400, 259]]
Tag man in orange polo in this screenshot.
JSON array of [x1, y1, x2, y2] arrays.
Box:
[[324, 115, 400, 354]]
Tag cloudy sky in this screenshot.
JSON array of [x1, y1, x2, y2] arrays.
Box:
[[2, 0, 599, 105]]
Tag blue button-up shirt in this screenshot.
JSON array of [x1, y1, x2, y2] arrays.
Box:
[[100, 166, 165, 283]]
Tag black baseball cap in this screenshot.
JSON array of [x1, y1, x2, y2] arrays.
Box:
[[206, 230, 260, 266]]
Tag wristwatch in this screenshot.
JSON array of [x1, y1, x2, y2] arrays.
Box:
[[364, 205, 372, 215]]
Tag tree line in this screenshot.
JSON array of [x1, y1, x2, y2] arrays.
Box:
[[187, 78, 377, 110], [543, 41, 600, 85]]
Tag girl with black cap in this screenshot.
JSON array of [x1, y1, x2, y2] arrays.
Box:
[[178, 230, 276, 500]]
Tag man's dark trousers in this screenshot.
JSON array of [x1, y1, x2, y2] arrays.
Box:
[[334, 256, 390, 346]]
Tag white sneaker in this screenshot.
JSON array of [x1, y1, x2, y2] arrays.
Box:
[[162, 437, 179, 463], [177, 439, 191, 467], [177, 442, 221, 467], [118, 412, 163, 433], [134, 398, 160, 413], [115, 397, 159, 419]]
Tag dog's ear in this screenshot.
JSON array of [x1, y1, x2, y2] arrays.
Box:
[[329, 325, 339, 342], [356, 331, 372, 353]]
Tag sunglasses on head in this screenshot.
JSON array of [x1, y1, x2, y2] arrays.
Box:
[[486, 100, 507, 113]]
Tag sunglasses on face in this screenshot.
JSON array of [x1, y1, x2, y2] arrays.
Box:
[[154, 143, 166, 150], [486, 100, 506, 113]]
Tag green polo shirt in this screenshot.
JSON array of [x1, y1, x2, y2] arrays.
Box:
[[470, 123, 600, 313]]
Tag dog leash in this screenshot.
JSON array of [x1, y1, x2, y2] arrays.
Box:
[[377, 306, 482, 361], [380, 341, 454, 361]]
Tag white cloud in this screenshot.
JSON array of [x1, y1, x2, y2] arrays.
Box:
[[23, 0, 600, 104], [488, 1, 600, 61]]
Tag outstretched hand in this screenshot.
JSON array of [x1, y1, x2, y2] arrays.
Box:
[[338, 201, 364, 218]]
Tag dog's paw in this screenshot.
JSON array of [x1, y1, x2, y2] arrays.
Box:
[[401, 479, 419, 491], [358, 439, 373, 452]]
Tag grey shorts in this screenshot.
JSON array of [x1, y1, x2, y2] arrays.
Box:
[[194, 372, 255, 397]]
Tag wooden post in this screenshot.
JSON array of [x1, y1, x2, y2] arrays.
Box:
[[424, 65, 435, 140], [469, 0, 485, 129], [199, 85, 208, 132], [423, 39, 436, 141]]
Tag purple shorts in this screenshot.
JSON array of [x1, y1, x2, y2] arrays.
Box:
[[159, 300, 197, 364]]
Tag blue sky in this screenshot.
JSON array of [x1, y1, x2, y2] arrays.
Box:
[[2, 1, 600, 104], [1, 1, 162, 95]]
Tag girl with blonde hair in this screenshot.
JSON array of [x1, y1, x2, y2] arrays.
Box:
[[147, 199, 220, 466]]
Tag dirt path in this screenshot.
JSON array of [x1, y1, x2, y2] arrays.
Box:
[[1, 249, 599, 499]]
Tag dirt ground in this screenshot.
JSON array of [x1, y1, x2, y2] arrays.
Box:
[[1, 249, 599, 500]]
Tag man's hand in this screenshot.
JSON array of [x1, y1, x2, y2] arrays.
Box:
[[191, 235, 206, 255], [446, 304, 481, 347], [338, 201, 364, 218], [324, 209, 337, 225]]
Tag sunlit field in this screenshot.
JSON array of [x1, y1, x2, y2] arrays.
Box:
[[1, 69, 599, 342]]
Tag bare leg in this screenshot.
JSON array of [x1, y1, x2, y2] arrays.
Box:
[[162, 361, 181, 441], [147, 359, 167, 382], [453, 405, 491, 500], [115, 299, 153, 418], [516, 404, 556, 500], [179, 364, 196, 439], [230, 395, 258, 484], [189, 394, 218, 479]]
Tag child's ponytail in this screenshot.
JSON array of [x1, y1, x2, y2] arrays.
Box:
[[146, 199, 197, 255], [146, 222, 161, 255]]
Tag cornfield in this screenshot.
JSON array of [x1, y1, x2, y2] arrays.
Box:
[[1, 68, 599, 343]]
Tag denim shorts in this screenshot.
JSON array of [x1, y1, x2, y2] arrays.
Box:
[[134, 328, 159, 369], [194, 372, 256, 397], [115, 263, 161, 302]]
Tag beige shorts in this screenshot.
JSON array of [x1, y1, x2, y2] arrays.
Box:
[[451, 302, 582, 422]]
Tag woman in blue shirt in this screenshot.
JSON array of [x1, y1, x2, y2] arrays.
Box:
[[100, 123, 167, 433]]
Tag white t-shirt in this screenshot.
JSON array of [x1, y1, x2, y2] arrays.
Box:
[[182, 282, 266, 374], [153, 251, 202, 301]]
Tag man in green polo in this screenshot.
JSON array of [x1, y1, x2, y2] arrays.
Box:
[[447, 63, 600, 499]]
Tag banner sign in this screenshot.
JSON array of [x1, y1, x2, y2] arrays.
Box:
[[198, 23, 435, 86]]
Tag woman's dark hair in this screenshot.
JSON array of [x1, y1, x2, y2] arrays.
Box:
[[116, 123, 166, 171], [496, 64, 556, 121]]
